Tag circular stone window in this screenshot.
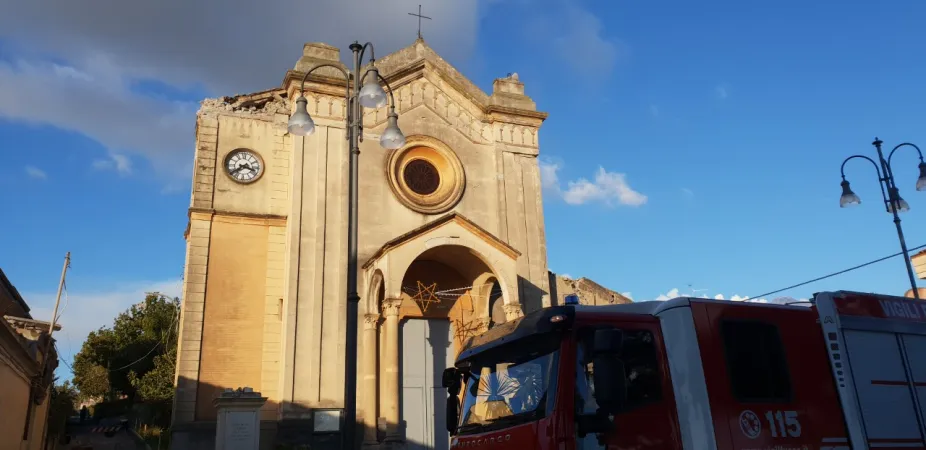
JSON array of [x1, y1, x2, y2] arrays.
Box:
[[386, 137, 466, 215], [403, 159, 441, 195]]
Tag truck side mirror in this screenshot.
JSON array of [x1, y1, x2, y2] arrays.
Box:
[[592, 356, 626, 414], [442, 368, 461, 395], [446, 395, 460, 435]]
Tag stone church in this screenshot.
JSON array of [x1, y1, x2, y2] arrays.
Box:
[[171, 39, 628, 449]]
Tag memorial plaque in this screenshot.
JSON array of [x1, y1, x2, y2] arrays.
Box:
[[225, 411, 256, 450], [213, 388, 266, 450]]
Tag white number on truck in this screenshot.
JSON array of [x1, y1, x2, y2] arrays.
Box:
[[764, 410, 801, 438]]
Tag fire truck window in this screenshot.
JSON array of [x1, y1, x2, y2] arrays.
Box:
[[578, 329, 662, 412], [720, 320, 792, 402]]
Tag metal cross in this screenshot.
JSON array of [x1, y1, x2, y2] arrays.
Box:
[[408, 4, 432, 40]]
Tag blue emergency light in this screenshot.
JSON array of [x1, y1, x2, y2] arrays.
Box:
[[564, 294, 580, 305]]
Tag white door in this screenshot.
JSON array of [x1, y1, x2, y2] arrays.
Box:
[[402, 319, 454, 450]]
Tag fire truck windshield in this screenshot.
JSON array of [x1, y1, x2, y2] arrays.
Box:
[[456, 332, 561, 435]]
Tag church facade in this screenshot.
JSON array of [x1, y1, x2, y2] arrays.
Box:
[[171, 39, 626, 449]]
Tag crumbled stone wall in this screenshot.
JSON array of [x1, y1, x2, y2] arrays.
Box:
[[548, 271, 631, 306]]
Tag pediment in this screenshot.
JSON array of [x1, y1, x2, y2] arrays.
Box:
[[281, 40, 546, 124], [362, 212, 520, 270]]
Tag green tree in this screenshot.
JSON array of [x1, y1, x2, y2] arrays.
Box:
[[129, 346, 177, 402], [72, 293, 179, 405], [47, 381, 78, 440]]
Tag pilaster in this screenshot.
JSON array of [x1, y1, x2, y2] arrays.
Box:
[[381, 299, 402, 442], [362, 314, 381, 445], [173, 216, 213, 424]]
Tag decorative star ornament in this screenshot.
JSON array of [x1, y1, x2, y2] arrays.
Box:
[[411, 281, 440, 313], [452, 319, 483, 346]]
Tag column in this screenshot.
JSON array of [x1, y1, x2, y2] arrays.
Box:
[[381, 298, 403, 442], [474, 317, 490, 335], [362, 314, 380, 446], [503, 303, 524, 322]]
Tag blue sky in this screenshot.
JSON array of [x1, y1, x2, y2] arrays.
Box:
[[1, 0, 925, 377]]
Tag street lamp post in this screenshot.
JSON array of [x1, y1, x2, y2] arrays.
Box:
[[839, 138, 926, 299], [288, 41, 406, 449]]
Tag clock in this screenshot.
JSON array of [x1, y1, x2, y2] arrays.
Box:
[[225, 149, 263, 184]]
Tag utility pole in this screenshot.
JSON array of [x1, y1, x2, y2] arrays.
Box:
[[45, 252, 70, 350], [35, 252, 69, 450]]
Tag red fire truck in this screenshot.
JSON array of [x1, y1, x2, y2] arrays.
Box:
[[441, 291, 926, 449]]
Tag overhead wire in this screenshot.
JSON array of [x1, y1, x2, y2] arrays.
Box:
[[55, 280, 70, 324], [399, 243, 926, 306], [746, 243, 926, 300], [54, 343, 74, 374], [109, 298, 181, 372]]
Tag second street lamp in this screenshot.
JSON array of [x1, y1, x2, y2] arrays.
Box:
[[288, 40, 405, 449], [839, 138, 926, 299]]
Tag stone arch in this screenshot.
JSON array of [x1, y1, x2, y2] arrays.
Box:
[[470, 272, 497, 319], [366, 269, 385, 315], [385, 241, 516, 311]]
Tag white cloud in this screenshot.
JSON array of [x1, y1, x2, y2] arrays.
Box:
[[551, 6, 627, 79], [540, 159, 647, 207], [715, 85, 729, 99], [93, 153, 133, 175], [25, 278, 182, 378], [25, 166, 47, 179], [621, 292, 633, 300], [0, 58, 196, 178], [563, 168, 647, 206], [652, 287, 813, 305], [539, 158, 561, 191], [0, 0, 483, 180], [0, 0, 481, 95]]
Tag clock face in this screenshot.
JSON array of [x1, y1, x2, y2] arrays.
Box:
[[225, 150, 263, 183]]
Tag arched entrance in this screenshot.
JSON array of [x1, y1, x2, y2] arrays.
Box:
[[358, 212, 523, 448], [396, 245, 502, 450]]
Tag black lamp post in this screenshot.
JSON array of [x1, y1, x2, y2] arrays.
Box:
[[839, 138, 926, 299], [287, 41, 406, 449]]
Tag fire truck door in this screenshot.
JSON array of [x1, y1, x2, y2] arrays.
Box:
[[575, 322, 681, 450]]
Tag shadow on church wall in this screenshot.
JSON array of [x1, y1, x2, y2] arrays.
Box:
[[172, 376, 405, 450], [518, 275, 546, 314]]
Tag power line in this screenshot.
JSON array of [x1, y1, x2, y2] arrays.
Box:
[[55, 280, 70, 324], [110, 301, 180, 372], [54, 343, 73, 373], [746, 243, 926, 300]]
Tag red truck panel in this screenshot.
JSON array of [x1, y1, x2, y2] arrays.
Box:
[[693, 301, 849, 449], [815, 291, 926, 449]]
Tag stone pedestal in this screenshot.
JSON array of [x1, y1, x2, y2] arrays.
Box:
[[213, 387, 268, 450]]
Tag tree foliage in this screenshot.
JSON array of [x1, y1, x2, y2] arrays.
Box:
[[129, 346, 177, 402], [72, 293, 179, 404], [47, 381, 78, 438]]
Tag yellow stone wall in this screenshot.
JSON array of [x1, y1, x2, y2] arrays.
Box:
[[196, 219, 269, 420], [0, 352, 31, 448], [174, 40, 550, 432], [174, 96, 291, 424], [913, 250, 925, 280]]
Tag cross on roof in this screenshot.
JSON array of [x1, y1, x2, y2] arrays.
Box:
[[408, 4, 432, 40]]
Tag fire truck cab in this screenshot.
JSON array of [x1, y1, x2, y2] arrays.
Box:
[[441, 291, 926, 450]]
